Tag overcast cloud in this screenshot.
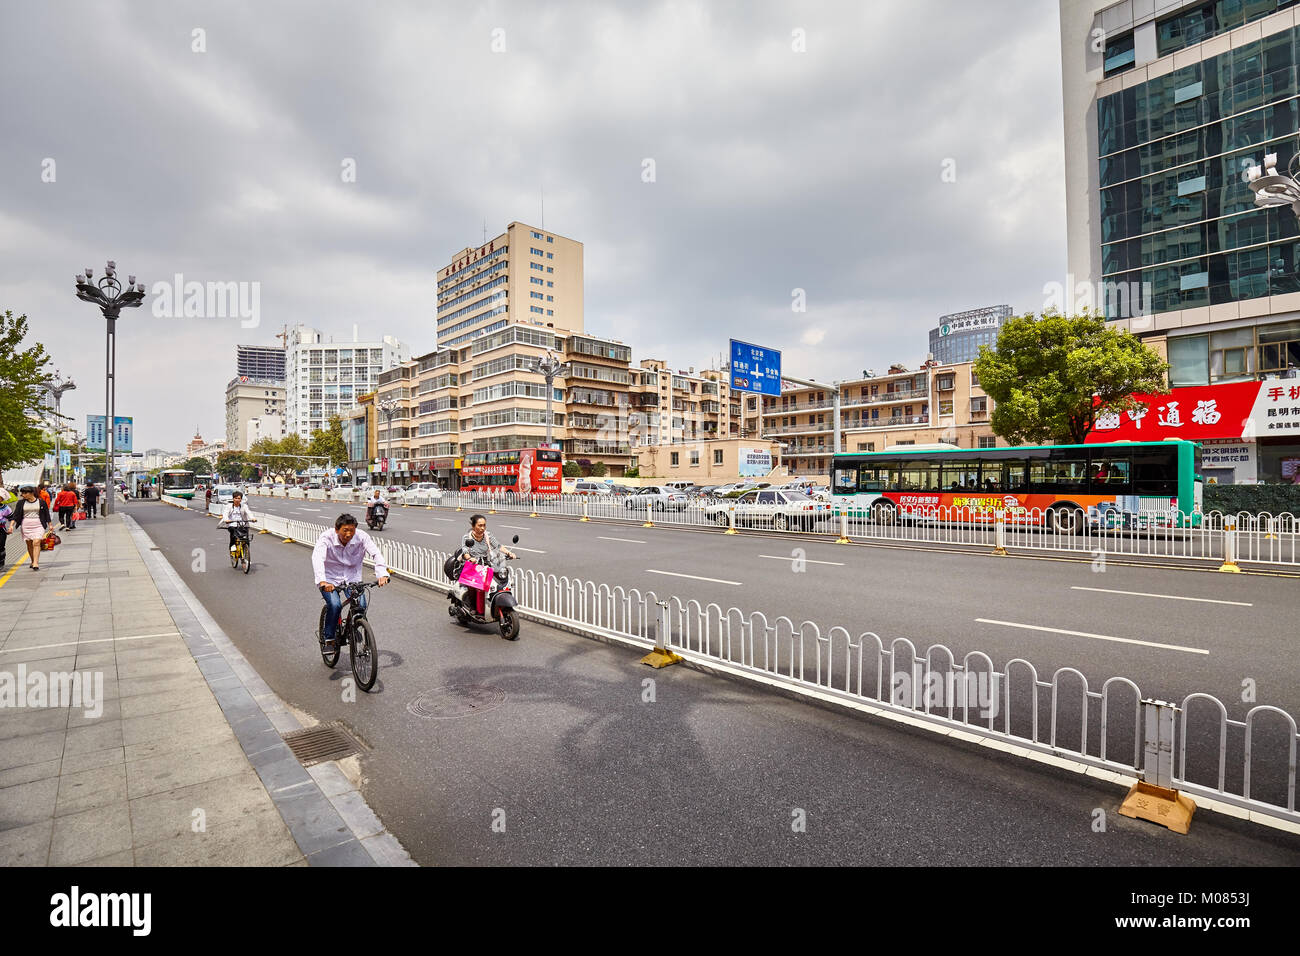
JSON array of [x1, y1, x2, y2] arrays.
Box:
[[0, 0, 1066, 452]]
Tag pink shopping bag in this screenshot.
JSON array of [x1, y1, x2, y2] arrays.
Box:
[[458, 560, 493, 591]]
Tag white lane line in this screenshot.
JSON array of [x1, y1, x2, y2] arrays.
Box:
[[598, 536, 647, 544], [0, 632, 181, 655], [758, 554, 844, 567], [411, 530, 441, 537], [499, 524, 530, 530], [513, 546, 547, 554], [645, 569, 743, 586], [1069, 586, 1252, 607], [429, 517, 454, 522], [974, 618, 1208, 655], [297, 508, 323, 512]]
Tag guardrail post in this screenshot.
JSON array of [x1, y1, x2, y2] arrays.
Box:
[[640, 600, 682, 668], [991, 509, 1008, 556], [643, 498, 654, 528], [1218, 521, 1241, 572], [835, 508, 850, 545], [579, 497, 589, 522], [724, 504, 737, 535], [528, 494, 539, 518], [1119, 698, 1196, 834]]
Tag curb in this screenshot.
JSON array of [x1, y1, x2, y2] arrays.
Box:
[[121, 513, 416, 867]]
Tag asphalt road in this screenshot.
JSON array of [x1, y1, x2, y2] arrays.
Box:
[[126, 499, 1300, 865]]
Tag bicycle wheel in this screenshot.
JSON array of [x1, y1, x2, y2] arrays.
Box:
[[350, 617, 378, 692], [241, 539, 251, 574], [318, 605, 340, 668], [230, 540, 238, 568]]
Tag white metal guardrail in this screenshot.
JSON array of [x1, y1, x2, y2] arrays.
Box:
[[222, 503, 1299, 828], [239, 487, 1300, 568]]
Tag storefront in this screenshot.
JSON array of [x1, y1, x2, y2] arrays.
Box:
[[1087, 379, 1300, 484]]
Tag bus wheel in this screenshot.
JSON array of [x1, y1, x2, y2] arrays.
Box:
[[1050, 505, 1083, 535], [871, 501, 896, 525]]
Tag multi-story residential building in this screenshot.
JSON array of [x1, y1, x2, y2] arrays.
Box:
[[928, 305, 1012, 365], [760, 361, 996, 478], [225, 377, 286, 450], [435, 222, 584, 348], [630, 361, 737, 447], [342, 393, 376, 484], [245, 414, 284, 450], [236, 344, 286, 381], [284, 325, 409, 440]]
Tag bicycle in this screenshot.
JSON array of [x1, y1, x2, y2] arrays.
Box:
[[228, 524, 252, 574], [317, 581, 380, 692]]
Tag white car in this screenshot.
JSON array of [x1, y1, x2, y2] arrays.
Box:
[[213, 485, 238, 506], [703, 489, 831, 531], [402, 482, 444, 505], [622, 486, 689, 512]]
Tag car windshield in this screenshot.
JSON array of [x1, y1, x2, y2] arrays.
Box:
[[781, 491, 812, 501]]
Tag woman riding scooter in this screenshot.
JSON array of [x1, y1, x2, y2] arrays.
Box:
[[448, 513, 519, 639]]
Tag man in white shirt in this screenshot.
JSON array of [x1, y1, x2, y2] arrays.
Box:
[[217, 491, 257, 553], [313, 513, 390, 647]]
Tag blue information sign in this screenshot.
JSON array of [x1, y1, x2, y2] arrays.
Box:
[[729, 339, 783, 397], [87, 415, 133, 451]]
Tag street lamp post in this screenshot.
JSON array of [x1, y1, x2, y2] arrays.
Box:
[[45, 371, 76, 484], [75, 261, 145, 515], [377, 397, 398, 485], [532, 350, 571, 450]]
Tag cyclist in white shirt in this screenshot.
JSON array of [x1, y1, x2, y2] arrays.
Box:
[[313, 513, 389, 647], [217, 491, 257, 553]]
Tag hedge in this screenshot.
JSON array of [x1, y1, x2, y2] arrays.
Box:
[[1203, 483, 1300, 515]]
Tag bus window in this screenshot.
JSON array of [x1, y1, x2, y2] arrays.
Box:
[[1004, 461, 1027, 492], [1088, 456, 1131, 491], [1132, 447, 1178, 494], [941, 463, 979, 491], [858, 465, 888, 492], [897, 463, 938, 490], [978, 461, 1004, 491], [1030, 456, 1089, 493], [832, 465, 858, 493]]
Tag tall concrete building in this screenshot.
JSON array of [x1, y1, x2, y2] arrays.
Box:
[[284, 325, 409, 439], [225, 377, 286, 450], [928, 305, 1012, 365], [236, 344, 286, 381], [1061, 0, 1300, 375]]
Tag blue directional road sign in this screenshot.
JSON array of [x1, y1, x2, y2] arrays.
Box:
[[729, 339, 782, 397]]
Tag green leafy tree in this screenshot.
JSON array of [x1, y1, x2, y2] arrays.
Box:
[[215, 450, 245, 481], [239, 464, 258, 482], [279, 433, 309, 478], [247, 437, 281, 478], [590, 460, 609, 477], [308, 415, 348, 470], [562, 461, 581, 478], [973, 311, 1169, 445], [0, 311, 53, 471], [182, 456, 212, 476], [623, 465, 640, 478]]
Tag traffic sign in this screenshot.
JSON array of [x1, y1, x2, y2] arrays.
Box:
[[729, 339, 782, 397]]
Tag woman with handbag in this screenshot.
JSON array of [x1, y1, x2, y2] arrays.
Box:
[[8, 485, 52, 571], [54, 482, 79, 531]]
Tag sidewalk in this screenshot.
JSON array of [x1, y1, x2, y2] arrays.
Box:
[[0, 513, 412, 866]]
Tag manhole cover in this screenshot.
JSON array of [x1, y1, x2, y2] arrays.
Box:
[[283, 721, 365, 766], [407, 684, 507, 719]]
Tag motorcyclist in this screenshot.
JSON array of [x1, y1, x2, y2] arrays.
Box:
[[455, 513, 516, 615], [366, 488, 388, 527]]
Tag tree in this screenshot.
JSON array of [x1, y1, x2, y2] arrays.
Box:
[[562, 461, 581, 478], [278, 433, 310, 478], [973, 310, 1169, 445], [0, 311, 53, 471], [590, 460, 608, 477], [624, 465, 640, 478], [247, 437, 281, 478], [309, 415, 348, 470], [182, 456, 212, 476], [239, 464, 258, 482], [215, 450, 245, 481]]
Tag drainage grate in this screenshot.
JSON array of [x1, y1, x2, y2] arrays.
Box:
[[407, 684, 507, 719], [283, 721, 365, 766]]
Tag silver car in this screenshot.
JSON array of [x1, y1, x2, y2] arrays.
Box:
[[703, 489, 831, 531], [622, 485, 689, 512]]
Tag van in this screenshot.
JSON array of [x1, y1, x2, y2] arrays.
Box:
[[663, 481, 695, 492]]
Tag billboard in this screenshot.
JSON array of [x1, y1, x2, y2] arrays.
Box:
[[738, 446, 772, 478], [730, 339, 782, 397], [87, 415, 133, 452]]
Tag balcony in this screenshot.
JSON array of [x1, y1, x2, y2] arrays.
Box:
[[763, 423, 833, 435], [843, 414, 930, 430], [567, 441, 631, 455]]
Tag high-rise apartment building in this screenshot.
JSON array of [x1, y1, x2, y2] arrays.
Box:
[[1061, 0, 1300, 380], [225, 377, 286, 450], [284, 325, 409, 439], [236, 344, 286, 381]]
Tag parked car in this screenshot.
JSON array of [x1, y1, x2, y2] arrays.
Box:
[[622, 486, 689, 512], [402, 482, 443, 504], [572, 481, 612, 495], [702, 489, 831, 531]]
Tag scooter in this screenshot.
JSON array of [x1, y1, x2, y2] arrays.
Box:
[[446, 535, 521, 641], [366, 501, 389, 531]]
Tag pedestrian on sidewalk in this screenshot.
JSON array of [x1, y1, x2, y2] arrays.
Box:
[[0, 486, 12, 571], [54, 483, 79, 531], [83, 482, 100, 519], [8, 485, 51, 571], [37, 482, 51, 509]]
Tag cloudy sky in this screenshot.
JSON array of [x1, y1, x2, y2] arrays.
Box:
[[1, 0, 1067, 452]]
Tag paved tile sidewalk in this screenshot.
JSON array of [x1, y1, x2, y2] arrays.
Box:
[[0, 513, 411, 866]]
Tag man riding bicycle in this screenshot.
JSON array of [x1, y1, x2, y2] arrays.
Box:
[[312, 513, 390, 648], [218, 491, 257, 553]]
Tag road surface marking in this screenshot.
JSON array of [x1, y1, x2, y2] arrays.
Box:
[[411, 530, 441, 537], [974, 619, 1207, 655], [758, 554, 844, 566], [646, 569, 743, 586], [1069, 586, 1252, 607], [0, 553, 30, 589], [429, 517, 454, 522], [499, 524, 530, 530], [297, 508, 323, 512], [0, 632, 181, 655], [513, 546, 547, 554], [599, 536, 647, 544]]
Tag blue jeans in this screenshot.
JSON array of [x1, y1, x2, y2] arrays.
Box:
[[320, 585, 367, 641]]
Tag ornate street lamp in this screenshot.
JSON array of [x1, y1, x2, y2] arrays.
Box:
[[377, 396, 398, 483], [46, 371, 77, 484], [75, 261, 146, 514], [531, 349, 570, 449]]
